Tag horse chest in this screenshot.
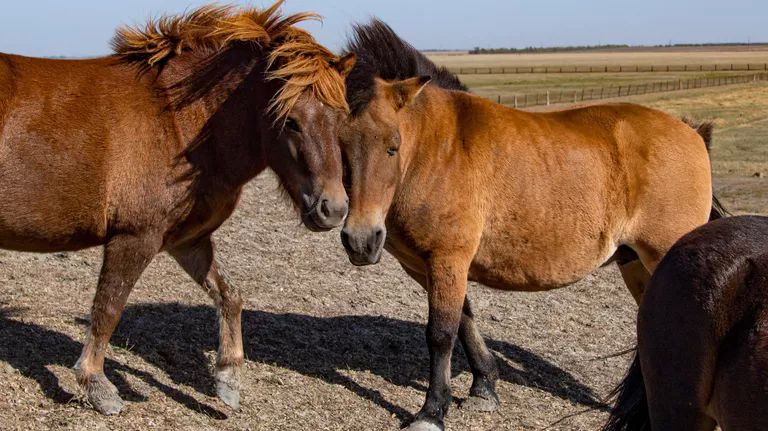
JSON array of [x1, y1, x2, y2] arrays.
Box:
[[166, 190, 242, 247]]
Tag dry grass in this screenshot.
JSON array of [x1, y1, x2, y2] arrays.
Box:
[[0, 173, 639, 431], [461, 70, 754, 97], [428, 49, 768, 69]]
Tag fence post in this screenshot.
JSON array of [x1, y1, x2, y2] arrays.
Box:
[[497, 95, 502, 104], [546, 91, 550, 106], [514, 95, 518, 108]]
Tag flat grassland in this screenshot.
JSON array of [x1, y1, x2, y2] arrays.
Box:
[[428, 47, 768, 68], [0, 50, 766, 431]]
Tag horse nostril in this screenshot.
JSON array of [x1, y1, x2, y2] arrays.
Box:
[[368, 227, 385, 252], [320, 199, 331, 218]]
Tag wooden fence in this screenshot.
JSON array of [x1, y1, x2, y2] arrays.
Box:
[[451, 63, 768, 75], [495, 72, 768, 108]]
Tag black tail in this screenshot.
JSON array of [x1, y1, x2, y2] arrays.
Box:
[[710, 195, 729, 221], [682, 117, 730, 221], [602, 353, 650, 431]]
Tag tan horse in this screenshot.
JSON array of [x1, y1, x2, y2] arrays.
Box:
[[0, 2, 354, 414], [339, 21, 723, 431]]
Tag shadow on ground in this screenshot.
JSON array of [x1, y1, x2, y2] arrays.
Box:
[[0, 303, 605, 422]]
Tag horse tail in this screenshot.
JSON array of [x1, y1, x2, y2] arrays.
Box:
[[602, 353, 650, 431], [682, 117, 730, 221]]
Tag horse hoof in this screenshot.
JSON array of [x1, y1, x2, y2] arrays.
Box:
[[405, 420, 443, 431], [461, 394, 500, 412], [215, 366, 241, 410], [86, 374, 126, 416]]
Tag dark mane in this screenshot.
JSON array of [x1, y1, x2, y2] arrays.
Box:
[[343, 19, 467, 115]]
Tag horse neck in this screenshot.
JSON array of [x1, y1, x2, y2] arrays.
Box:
[[398, 86, 462, 176], [163, 48, 274, 192]]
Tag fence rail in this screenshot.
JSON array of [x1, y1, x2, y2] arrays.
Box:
[[451, 63, 768, 75], [493, 72, 768, 109]]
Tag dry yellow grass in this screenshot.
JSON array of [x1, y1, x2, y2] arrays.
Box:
[[428, 49, 768, 69]]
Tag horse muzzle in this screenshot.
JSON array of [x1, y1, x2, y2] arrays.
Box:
[[340, 225, 386, 266], [303, 194, 349, 232]]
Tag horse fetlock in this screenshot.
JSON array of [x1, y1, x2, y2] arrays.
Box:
[[215, 364, 242, 410], [84, 373, 125, 416]]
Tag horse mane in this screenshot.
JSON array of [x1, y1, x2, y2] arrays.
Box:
[[343, 19, 467, 115], [111, 1, 348, 119]]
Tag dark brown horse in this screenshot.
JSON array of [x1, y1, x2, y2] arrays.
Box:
[[339, 21, 723, 430], [0, 2, 354, 414], [604, 215, 768, 431]]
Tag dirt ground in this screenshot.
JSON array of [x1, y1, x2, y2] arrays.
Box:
[[0, 171, 636, 431]]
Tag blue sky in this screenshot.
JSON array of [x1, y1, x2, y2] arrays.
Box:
[[0, 1, 766, 57]]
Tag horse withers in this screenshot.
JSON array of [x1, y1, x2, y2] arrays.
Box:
[[0, 2, 354, 414], [604, 216, 768, 431], [339, 20, 723, 430]]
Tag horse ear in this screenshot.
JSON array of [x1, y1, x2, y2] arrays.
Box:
[[391, 76, 432, 110], [333, 53, 357, 78]]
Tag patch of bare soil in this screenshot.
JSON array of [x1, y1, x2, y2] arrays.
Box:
[[1, 172, 666, 431]]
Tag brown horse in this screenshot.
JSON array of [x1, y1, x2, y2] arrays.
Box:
[[0, 2, 354, 415], [604, 216, 768, 431], [339, 21, 723, 430]]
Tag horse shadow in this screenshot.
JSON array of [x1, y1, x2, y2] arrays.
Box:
[[0, 307, 228, 418], [0, 303, 606, 422]]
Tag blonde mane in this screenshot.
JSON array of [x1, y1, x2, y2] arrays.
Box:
[[111, 1, 348, 119]]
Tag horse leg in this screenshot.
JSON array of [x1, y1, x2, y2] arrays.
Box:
[[639, 284, 718, 430], [458, 298, 500, 412], [171, 236, 244, 410], [400, 263, 500, 413], [615, 247, 651, 304], [74, 234, 159, 415], [407, 257, 469, 431]]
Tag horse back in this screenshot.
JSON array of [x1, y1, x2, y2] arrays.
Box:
[[459, 99, 712, 289]]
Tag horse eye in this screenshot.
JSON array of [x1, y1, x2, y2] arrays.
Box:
[[285, 117, 301, 134], [387, 148, 399, 157]]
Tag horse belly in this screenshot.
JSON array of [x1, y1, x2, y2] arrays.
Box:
[[469, 229, 617, 291]]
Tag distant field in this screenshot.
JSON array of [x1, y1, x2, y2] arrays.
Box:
[[459, 70, 754, 97], [427, 49, 768, 69]]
